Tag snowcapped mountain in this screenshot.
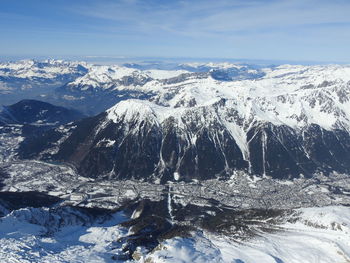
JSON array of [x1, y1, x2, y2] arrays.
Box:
[[54, 62, 267, 114], [18, 63, 350, 181], [0, 59, 88, 106], [56, 62, 350, 126], [0, 59, 88, 79]]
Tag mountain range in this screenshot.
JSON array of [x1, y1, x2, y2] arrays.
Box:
[[9, 61, 350, 182]]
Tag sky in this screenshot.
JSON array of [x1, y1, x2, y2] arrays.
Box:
[[1, 0, 350, 63]]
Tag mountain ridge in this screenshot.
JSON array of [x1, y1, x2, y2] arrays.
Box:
[[1, 60, 349, 182]]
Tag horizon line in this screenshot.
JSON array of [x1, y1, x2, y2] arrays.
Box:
[[0, 54, 349, 66]]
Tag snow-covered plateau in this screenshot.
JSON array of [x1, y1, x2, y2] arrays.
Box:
[[1, 60, 350, 262]]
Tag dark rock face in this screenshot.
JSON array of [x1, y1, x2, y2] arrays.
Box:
[[302, 125, 350, 173], [162, 125, 248, 181], [76, 116, 163, 180], [247, 122, 350, 179], [247, 123, 315, 179]]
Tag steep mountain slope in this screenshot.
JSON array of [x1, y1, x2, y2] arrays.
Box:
[[0, 100, 85, 163]]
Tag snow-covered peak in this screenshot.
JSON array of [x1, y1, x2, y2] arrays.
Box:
[[106, 99, 188, 125], [69, 65, 138, 87], [265, 64, 350, 85], [0, 59, 88, 79], [68, 65, 191, 90], [107, 99, 157, 123]]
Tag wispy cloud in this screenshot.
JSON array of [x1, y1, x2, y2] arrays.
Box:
[[72, 0, 350, 37]]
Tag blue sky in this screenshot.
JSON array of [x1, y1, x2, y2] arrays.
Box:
[[1, 0, 350, 62]]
